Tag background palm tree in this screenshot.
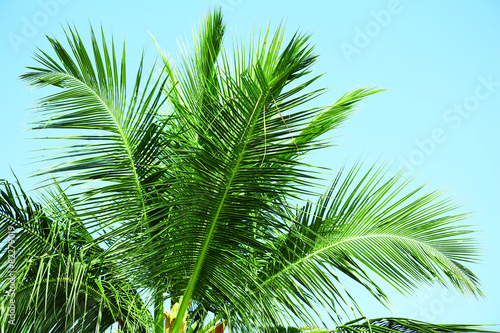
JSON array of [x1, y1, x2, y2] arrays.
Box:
[[0, 9, 494, 333]]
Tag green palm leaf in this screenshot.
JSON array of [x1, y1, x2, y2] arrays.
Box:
[[250, 163, 481, 327], [0, 179, 151, 332], [332, 317, 496, 333], [147, 11, 386, 332], [20, 25, 167, 233]]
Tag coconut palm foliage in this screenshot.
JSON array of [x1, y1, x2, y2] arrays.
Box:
[[0, 179, 150, 332], [0, 8, 493, 333]]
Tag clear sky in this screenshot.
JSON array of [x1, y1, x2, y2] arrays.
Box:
[[1, 0, 499, 328]]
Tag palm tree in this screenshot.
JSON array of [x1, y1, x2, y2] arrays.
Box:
[[0, 9, 494, 333]]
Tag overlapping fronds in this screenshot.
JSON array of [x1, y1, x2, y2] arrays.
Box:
[[149, 11, 385, 333], [240, 163, 481, 329], [0, 180, 152, 332], [4, 8, 489, 333]]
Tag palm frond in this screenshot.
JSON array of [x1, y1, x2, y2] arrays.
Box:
[[0, 179, 151, 332], [331, 317, 496, 333], [249, 163, 481, 327], [20, 24, 168, 236], [144, 10, 385, 332]]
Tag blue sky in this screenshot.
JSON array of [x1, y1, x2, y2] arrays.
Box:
[[1, 0, 499, 328]]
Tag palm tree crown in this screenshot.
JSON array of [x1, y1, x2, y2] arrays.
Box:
[[0, 9, 491, 333]]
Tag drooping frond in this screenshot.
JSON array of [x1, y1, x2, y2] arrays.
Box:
[[0, 179, 151, 332], [332, 317, 496, 333], [249, 163, 481, 327]]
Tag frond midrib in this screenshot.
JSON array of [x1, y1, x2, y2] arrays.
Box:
[[0, 211, 67, 259], [260, 232, 476, 290], [173, 92, 264, 333], [38, 71, 148, 221]]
